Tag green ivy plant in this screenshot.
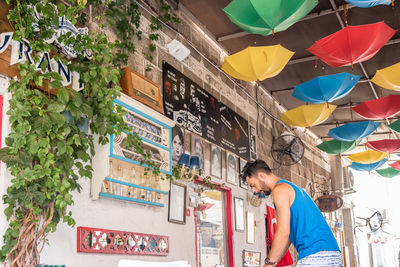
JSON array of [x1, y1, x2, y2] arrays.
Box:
[[0, 0, 216, 266]]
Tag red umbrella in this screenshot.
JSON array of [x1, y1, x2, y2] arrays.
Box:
[[307, 21, 396, 67], [389, 161, 400, 171], [366, 139, 400, 153], [351, 95, 400, 120]]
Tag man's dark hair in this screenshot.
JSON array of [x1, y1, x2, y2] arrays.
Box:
[[240, 159, 271, 183]]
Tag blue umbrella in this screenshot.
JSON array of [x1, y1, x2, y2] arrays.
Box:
[[328, 121, 381, 141], [345, 0, 393, 8], [292, 73, 361, 103], [350, 158, 387, 172]]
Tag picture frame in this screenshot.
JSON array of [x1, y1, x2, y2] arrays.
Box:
[[243, 249, 261, 267], [249, 125, 257, 160], [246, 211, 255, 244], [120, 67, 164, 114], [210, 145, 222, 179], [234, 197, 245, 232], [239, 158, 248, 189], [191, 134, 204, 170], [226, 152, 237, 185], [171, 125, 185, 163], [168, 182, 187, 224]]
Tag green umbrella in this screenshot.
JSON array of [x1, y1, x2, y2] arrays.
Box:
[[316, 139, 361, 155], [375, 167, 400, 178], [223, 0, 318, 36], [388, 119, 400, 134]]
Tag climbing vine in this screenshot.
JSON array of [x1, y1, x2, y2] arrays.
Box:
[[0, 0, 204, 266]]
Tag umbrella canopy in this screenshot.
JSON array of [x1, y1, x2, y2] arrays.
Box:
[[281, 103, 336, 127], [221, 45, 294, 82], [375, 167, 400, 178], [350, 158, 388, 172], [328, 121, 381, 142], [292, 72, 361, 103], [388, 119, 400, 134], [366, 139, 400, 153], [317, 139, 361, 154], [348, 150, 388, 164], [351, 95, 400, 120], [223, 0, 318, 36], [371, 62, 400, 91], [345, 0, 393, 8], [307, 21, 396, 67], [389, 161, 400, 170]]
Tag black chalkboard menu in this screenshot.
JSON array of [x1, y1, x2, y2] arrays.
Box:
[[162, 62, 250, 160]]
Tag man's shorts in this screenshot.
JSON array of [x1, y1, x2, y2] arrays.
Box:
[[297, 251, 342, 266]]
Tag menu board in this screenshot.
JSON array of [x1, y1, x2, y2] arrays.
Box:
[[162, 62, 250, 160]]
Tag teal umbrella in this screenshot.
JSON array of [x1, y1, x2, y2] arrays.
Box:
[[223, 0, 318, 36], [375, 167, 400, 178], [388, 119, 400, 134], [317, 139, 361, 155]]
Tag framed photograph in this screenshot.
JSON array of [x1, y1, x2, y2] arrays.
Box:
[[243, 250, 261, 267], [239, 158, 248, 189], [249, 125, 257, 160], [226, 152, 237, 185], [246, 211, 255, 244], [168, 182, 187, 224], [210, 145, 222, 179], [234, 197, 245, 232], [171, 126, 184, 162], [120, 67, 164, 114], [191, 134, 204, 170]]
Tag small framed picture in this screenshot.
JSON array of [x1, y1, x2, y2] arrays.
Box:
[[249, 125, 257, 161], [243, 250, 261, 267], [210, 145, 222, 179], [246, 211, 255, 244], [226, 152, 237, 185], [234, 197, 245, 232], [191, 134, 204, 170], [171, 126, 185, 162], [239, 158, 248, 189], [168, 182, 187, 224]]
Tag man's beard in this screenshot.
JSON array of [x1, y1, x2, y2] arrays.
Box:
[[259, 179, 271, 196]]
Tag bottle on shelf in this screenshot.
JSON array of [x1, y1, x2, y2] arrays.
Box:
[[117, 165, 124, 196], [129, 167, 137, 198], [139, 173, 147, 201], [153, 175, 162, 203], [145, 174, 152, 202]]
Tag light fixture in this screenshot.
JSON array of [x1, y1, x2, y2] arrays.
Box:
[[167, 39, 190, 61]]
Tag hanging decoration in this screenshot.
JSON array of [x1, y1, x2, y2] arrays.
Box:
[[316, 139, 361, 154], [328, 121, 381, 142], [292, 72, 361, 103], [221, 45, 294, 82], [389, 161, 400, 170], [348, 150, 389, 164], [375, 167, 400, 178], [281, 103, 336, 127], [223, 0, 318, 36], [352, 95, 400, 120], [345, 0, 394, 8], [371, 62, 400, 91], [365, 139, 400, 153], [350, 158, 387, 172], [307, 21, 396, 67], [388, 119, 400, 134]]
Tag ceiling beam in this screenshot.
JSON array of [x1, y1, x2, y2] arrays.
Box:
[[217, 4, 356, 42]]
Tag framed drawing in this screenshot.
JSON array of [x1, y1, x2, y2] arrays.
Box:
[[239, 158, 248, 189], [210, 145, 222, 179], [243, 250, 261, 267], [171, 125, 184, 162], [226, 152, 237, 185], [191, 134, 204, 170], [246, 211, 255, 244], [249, 125, 257, 160], [120, 67, 164, 114], [234, 197, 245, 232], [168, 182, 187, 224]]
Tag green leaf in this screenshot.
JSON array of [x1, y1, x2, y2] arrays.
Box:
[[48, 112, 66, 127], [33, 115, 52, 133], [47, 103, 65, 113], [57, 88, 69, 104]]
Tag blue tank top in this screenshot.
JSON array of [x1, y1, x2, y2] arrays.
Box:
[[276, 180, 340, 260]]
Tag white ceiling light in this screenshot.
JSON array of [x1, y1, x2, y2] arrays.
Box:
[[167, 39, 190, 61]]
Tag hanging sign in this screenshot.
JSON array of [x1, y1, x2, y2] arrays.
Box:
[[315, 194, 343, 213]]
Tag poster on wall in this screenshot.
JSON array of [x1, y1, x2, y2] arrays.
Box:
[[163, 61, 250, 160], [249, 125, 257, 160]]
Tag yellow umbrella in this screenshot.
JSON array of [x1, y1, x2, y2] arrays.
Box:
[[221, 45, 295, 82], [348, 150, 388, 164], [281, 103, 336, 127], [371, 62, 400, 90]]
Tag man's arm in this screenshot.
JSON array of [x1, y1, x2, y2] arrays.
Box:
[[265, 184, 292, 266]]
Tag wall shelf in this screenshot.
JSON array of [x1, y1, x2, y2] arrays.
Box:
[[99, 192, 165, 207], [105, 177, 168, 194]]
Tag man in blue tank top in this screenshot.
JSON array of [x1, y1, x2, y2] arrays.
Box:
[[241, 160, 342, 266]]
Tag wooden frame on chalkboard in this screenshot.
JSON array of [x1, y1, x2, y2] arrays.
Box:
[[120, 67, 164, 114]]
